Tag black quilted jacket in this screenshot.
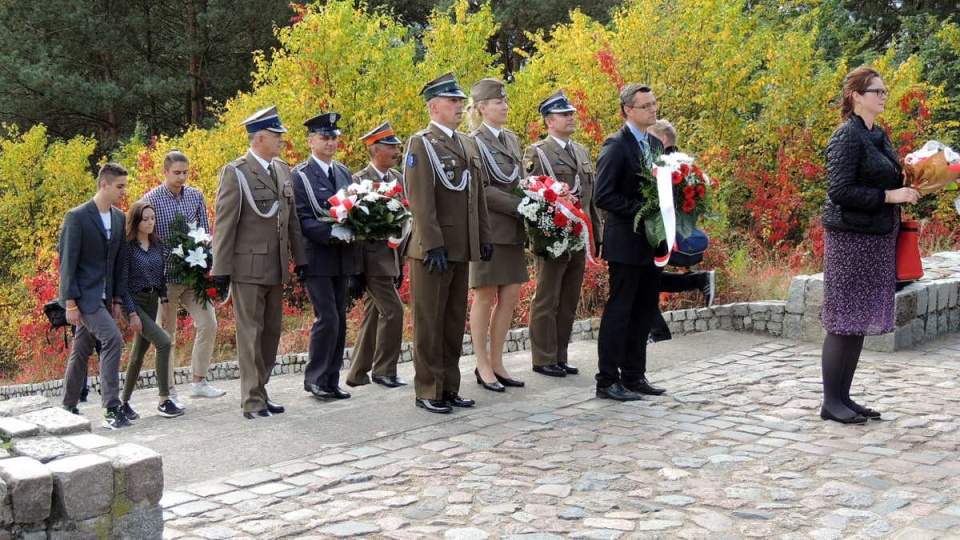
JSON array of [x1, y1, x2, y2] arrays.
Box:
[[821, 114, 902, 235]]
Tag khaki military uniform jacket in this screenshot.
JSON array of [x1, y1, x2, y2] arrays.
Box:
[[404, 123, 491, 262], [470, 124, 525, 246], [354, 164, 404, 277], [212, 150, 307, 284], [522, 137, 602, 250]]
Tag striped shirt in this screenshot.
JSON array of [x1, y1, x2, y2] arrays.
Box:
[[142, 184, 210, 284]]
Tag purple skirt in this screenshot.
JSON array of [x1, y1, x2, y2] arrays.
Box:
[[821, 221, 898, 336]]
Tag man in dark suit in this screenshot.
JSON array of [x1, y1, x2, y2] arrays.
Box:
[[292, 112, 362, 401], [405, 72, 492, 414], [59, 163, 132, 429], [522, 90, 603, 379], [345, 121, 408, 389], [212, 106, 308, 419], [595, 83, 668, 401]]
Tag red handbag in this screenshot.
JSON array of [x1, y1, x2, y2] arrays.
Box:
[[896, 220, 923, 282]]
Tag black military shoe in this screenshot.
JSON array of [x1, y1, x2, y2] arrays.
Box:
[[624, 378, 666, 396], [442, 392, 475, 408], [596, 383, 644, 401], [330, 387, 351, 399], [265, 400, 285, 414], [557, 362, 579, 375], [372, 375, 407, 388], [243, 409, 272, 419], [416, 398, 452, 414], [533, 364, 567, 377]]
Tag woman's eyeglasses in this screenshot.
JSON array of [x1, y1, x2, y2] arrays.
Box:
[[862, 89, 889, 98]]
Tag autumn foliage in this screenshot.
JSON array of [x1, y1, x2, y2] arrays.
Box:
[[2, 0, 960, 381]]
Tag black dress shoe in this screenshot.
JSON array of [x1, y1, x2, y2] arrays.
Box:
[[557, 362, 579, 375], [331, 387, 351, 399], [372, 375, 407, 388], [416, 398, 452, 414], [442, 392, 475, 407], [475, 369, 505, 392], [596, 383, 644, 401], [820, 407, 868, 424], [243, 409, 272, 419], [625, 378, 666, 396], [533, 364, 567, 377], [307, 384, 335, 399], [494, 372, 525, 387], [265, 400, 285, 414]]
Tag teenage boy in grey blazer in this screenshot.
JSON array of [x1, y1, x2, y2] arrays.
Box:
[[59, 163, 133, 429]]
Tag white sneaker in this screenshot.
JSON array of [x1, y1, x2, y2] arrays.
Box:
[[191, 380, 226, 398], [168, 386, 187, 409]]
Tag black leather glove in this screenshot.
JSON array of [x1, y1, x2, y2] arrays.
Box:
[[294, 265, 308, 280], [480, 243, 494, 262], [594, 241, 603, 259], [348, 275, 366, 300], [394, 266, 404, 290], [212, 275, 231, 289], [423, 247, 448, 275]]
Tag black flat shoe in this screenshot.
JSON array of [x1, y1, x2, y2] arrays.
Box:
[[331, 387, 351, 399], [533, 364, 567, 377], [820, 407, 868, 424], [442, 392, 476, 407], [416, 398, 452, 414], [243, 409, 272, 419], [625, 379, 666, 396], [847, 402, 882, 419], [557, 362, 579, 375], [596, 383, 644, 402], [372, 375, 407, 388], [265, 400, 285, 414], [494, 372, 525, 387], [475, 369, 505, 392]]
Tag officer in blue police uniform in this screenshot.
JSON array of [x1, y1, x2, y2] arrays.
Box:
[[291, 112, 362, 401]]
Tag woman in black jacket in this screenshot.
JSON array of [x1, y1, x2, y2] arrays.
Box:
[[819, 66, 919, 424]]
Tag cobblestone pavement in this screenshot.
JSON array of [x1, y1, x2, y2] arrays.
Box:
[[160, 334, 960, 539]]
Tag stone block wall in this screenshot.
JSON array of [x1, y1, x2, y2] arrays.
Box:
[[0, 397, 163, 539], [782, 251, 960, 352]]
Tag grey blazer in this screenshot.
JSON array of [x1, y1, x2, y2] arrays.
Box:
[[58, 199, 127, 314]]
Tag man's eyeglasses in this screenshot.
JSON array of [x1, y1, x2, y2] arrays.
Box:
[[862, 89, 889, 98], [627, 100, 658, 111]]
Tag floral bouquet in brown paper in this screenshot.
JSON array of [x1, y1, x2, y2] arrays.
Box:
[[903, 141, 960, 195]]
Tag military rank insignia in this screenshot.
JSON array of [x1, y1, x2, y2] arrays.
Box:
[[407, 153, 417, 167]]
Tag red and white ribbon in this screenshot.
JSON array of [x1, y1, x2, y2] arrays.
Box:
[[652, 166, 677, 267], [522, 176, 596, 264], [328, 192, 356, 223]]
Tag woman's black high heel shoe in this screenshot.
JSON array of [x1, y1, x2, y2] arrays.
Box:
[[494, 372, 525, 388], [475, 368, 505, 392]]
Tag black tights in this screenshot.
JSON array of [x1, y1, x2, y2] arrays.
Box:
[[821, 332, 866, 416]]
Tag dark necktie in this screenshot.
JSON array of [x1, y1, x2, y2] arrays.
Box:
[[639, 136, 652, 167], [497, 131, 506, 147], [267, 163, 278, 182], [566, 143, 578, 165]]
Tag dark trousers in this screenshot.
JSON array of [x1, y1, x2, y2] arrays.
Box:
[[649, 271, 703, 341], [409, 259, 469, 399], [596, 261, 662, 387], [348, 276, 404, 383], [303, 275, 349, 391], [63, 303, 123, 409]]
